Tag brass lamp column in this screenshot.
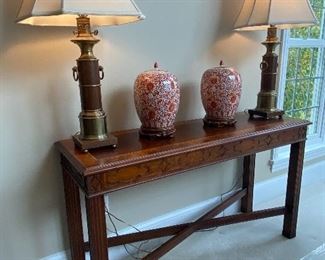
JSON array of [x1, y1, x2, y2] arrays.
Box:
[[71, 15, 117, 151], [234, 0, 317, 120], [248, 25, 284, 119]]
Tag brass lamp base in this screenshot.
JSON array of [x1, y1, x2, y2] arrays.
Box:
[[73, 134, 117, 152], [248, 109, 284, 120]]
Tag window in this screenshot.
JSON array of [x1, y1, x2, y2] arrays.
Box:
[[271, 0, 325, 172]]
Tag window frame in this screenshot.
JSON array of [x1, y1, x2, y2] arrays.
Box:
[[270, 29, 325, 172]]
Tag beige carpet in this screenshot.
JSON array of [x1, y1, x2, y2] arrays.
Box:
[[162, 180, 325, 260], [123, 179, 325, 260]]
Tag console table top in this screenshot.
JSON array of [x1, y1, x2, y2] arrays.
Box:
[[56, 113, 310, 177]]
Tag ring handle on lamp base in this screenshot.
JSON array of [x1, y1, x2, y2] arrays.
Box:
[[71, 15, 117, 152]]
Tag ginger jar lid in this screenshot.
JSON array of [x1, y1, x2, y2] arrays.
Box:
[[215, 60, 233, 70], [206, 60, 240, 77], [140, 62, 172, 77]]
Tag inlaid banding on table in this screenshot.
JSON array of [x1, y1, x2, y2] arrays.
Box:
[[84, 127, 308, 195], [85, 123, 308, 175]]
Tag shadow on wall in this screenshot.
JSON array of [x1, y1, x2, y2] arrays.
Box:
[[207, 0, 262, 68], [2, 0, 79, 129], [1, 1, 71, 258], [26, 147, 69, 257], [177, 82, 200, 121], [2, 0, 72, 52], [106, 86, 138, 131]]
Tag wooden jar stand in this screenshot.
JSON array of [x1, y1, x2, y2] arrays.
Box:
[[56, 113, 310, 260]]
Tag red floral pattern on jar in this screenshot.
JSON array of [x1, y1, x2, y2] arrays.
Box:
[[134, 63, 180, 137], [201, 61, 242, 126]]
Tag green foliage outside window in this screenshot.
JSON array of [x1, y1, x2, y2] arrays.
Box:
[[283, 0, 325, 134]]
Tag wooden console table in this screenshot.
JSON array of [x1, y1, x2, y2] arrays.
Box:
[[56, 113, 310, 260]]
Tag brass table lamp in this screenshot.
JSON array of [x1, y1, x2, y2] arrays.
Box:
[[16, 0, 145, 151], [234, 0, 317, 119]]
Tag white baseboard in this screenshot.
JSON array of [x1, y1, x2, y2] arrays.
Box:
[[40, 251, 69, 260], [42, 160, 325, 260], [254, 160, 325, 206]]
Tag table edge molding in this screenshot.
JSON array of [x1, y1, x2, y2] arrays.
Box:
[[84, 121, 309, 175]]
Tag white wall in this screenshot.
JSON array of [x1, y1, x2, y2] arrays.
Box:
[[0, 1, 283, 259]]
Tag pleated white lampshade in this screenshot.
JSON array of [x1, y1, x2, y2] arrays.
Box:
[[234, 0, 317, 31], [16, 0, 145, 26]]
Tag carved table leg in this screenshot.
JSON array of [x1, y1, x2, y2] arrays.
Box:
[[86, 195, 108, 260], [241, 154, 256, 213], [62, 169, 85, 260], [283, 141, 306, 238]]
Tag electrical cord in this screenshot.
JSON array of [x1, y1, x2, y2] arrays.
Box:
[[105, 206, 151, 259], [106, 208, 151, 253], [198, 172, 243, 232], [108, 211, 151, 254], [107, 210, 143, 233], [104, 172, 243, 256], [108, 213, 143, 259]]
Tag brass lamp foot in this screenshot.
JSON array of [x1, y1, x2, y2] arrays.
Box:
[[248, 109, 284, 120], [73, 134, 117, 152]]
